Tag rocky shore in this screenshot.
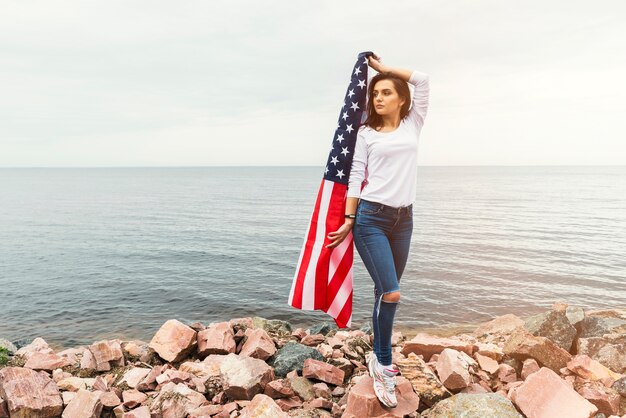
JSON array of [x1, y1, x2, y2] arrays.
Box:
[[0, 303, 625, 418]]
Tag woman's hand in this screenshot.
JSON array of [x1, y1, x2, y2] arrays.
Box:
[[325, 221, 354, 249], [367, 54, 388, 74]]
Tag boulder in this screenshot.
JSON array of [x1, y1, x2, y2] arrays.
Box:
[[119, 367, 152, 389], [269, 342, 324, 377], [0, 367, 63, 417], [61, 389, 103, 418], [24, 352, 71, 371], [219, 353, 274, 400], [302, 358, 344, 386], [122, 389, 147, 409], [197, 322, 236, 357], [149, 319, 197, 363], [503, 327, 572, 372], [524, 309, 577, 352], [567, 355, 623, 385], [342, 376, 419, 417], [238, 393, 289, 417], [577, 334, 626, 374], [88, 340, 125, 372], [263, 379, 295, 399], [473, 315, 525, 339], [576, 381, 621, 416], [475, 353, 499, 374], [396, 352, 450, 407], [56, 377, 96, 392], [150, 382, 207, 416], [14, 337, 54, 359], [422, 393, 523, 417], [509, 367, 598, 418], [435, 348, 476, 391], [239, 328, 276, 361], [122, 405, 150, 418], [578, 316, 626, 338], [401, 333, 477, 361]]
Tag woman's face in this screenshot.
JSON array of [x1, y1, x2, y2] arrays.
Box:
[[372, 80, 405, 116]]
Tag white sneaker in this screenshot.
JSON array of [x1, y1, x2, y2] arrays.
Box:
[[367, 353, 398, 408]]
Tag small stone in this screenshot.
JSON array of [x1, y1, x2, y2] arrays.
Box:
[[61, 389, 103, 418], [302, 358, 345, 386], [238, 393, 289, 417], [521, 358, 541, 380]]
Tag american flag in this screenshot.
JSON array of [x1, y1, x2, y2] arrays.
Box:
[[288, 51, 372, 328]]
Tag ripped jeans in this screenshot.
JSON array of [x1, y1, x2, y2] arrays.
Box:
[[353, 199, 413, 366]]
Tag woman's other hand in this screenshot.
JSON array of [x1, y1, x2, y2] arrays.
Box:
[[325, 221, 354, 249], [367, 55, 388, 74]]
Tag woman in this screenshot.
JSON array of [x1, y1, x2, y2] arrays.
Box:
[[325, 54, 430, 408]]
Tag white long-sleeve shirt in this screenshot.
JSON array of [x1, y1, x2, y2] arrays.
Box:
[[347, 70, 430, 208]]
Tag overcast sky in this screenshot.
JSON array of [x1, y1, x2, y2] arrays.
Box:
[[1, 0, 625, 167]]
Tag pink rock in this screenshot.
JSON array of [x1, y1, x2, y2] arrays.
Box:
[[57, 347, 82, 367], [435, 348, 473, 391], [136, 364, 166, 391], [188, 405, 223, 417], [464, 383, 492, 394], [503, 327, 572, 372], [302, 358, 345, 386], [24, 352, 71, 371], [155, 369, 193, 385], [15, 337, 54, 359], [401, 333, 477, 361], [119, 367, 152, 389], [80, 348, 97, 370], [61, 392, 76, 405], [98, 391, 121, 408], [61, 389, 103, 418], [150, 382, 207, 416], [149, 319, 198, 363], [567, 355, 623, 385], [301, 334, 325, 347], [510, 367, 598, 418], [0, 367, 63, 417], [197, 322, 236, 357], [497, 364, 518, 383], [291, 328, 307, 340], [274, 396, 303, 412], [122, 340, 149, 358], [122, 389, 147, 408], [475, 352, 499, 374], [238, 328, 277, 360], [57, 377, 96, 392], [122, 405, 151, 418], [92, 375, 108, 392], [312, 382, 331, 398], [264, 379, 295, 399], [305, 397, 334, 410], [521, 358, 541, 380], [239, 394, 289, 417], [577, 381, 621, 416], [472, 314, 525, 337], [88, 340, 125, 372], [52, 368, 73, 382], [343, 376, 419, 417], [220, 353, 275, 400]]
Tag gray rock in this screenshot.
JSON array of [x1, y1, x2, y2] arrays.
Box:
[[578, 316, 626, 338], [524, 310, 577, 352], [252, 317, 292, 336], [611, 376, 626, 396], [577, 334, 626, 374], [0, 339, 17, 355], [421, 393, 523, 418], [287, 376, 315, 401], [308, 323, 336, 336], [269, 342, 324, 377]]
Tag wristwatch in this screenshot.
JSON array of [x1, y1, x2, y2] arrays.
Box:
[[344, 214, 356, 219]]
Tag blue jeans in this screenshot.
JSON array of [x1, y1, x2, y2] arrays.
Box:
[[353, 199, 413, 366]]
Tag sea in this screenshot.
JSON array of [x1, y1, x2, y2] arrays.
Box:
[[1, 166, 625, 349]]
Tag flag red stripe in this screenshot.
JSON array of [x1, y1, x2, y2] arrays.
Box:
[[290, 179, 325, 309]]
